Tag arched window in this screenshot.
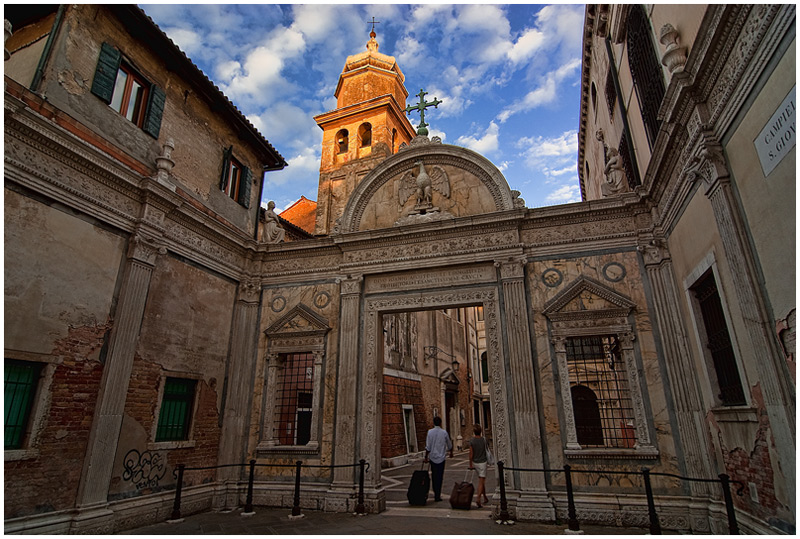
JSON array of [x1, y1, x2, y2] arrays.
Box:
[[591, 82, 598, 115], [480, 351, 489, 383], [336, 129, 349, 154], [571, 384, 604, 446], [359, 123, 372, 147], [391, 129, 397, 153], [627, 4, 665, 147]]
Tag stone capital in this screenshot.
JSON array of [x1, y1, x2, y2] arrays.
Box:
[[551, 336, 567, 353], [494, 256, 527, 280], [636, 238, 670, 266], [683, 134, 729, 195], [127, 233, 164, 266], [238, 279, 261, 304], [340, 275, 364, 296]]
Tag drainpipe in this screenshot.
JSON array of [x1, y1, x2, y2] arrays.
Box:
[[604, 36, 642, 187], [30, 4, 66, 93]]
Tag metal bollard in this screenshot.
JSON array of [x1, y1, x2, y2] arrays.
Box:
[[563, 464, 580, 532], [169, 464, 185, 521], [291, 460, 303, 517], [244, 459, 256, 514], [642, 468, 662, 535], [496, 461, 513, 524], [355, 459, 367, 515], [719, 474, 740, 534]]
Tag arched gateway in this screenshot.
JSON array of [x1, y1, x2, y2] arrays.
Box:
[[255, 134, 666, 523]]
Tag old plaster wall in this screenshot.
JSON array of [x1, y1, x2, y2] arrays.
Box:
[[4, 188, 125, 518], [106, 255, 235, 499], [528, 252, 678, 488], [359, 164, 498, 231], [724, 37, 795, 324], [40, 5, 263, 235], [251, 281, 341, 475]]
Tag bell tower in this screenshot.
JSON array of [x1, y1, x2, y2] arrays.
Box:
[[313, 26, 416, 235]]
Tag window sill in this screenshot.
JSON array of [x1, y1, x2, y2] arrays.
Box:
[[564, 446, 659, 460], [5, 448, 40, 461], [148, 440, 196, 450], [711, 405, 758, 423], [256, 441, 320, 456]]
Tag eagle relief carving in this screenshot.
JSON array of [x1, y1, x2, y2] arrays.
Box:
[[394, 160, 454, 226], [397, 160, 450, 210]]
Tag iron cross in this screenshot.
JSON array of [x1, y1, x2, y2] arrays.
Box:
[[367, 17, 380, 33], [404, 89, 443, 136]]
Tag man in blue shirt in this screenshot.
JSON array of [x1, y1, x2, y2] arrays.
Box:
[[424, 416, 453, 502]]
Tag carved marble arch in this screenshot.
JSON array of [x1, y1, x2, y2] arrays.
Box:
[[543, 276, 658, 459], [359, 287, 513, 479], [258, 303, 330, 455], [337, 142, 516, 233]]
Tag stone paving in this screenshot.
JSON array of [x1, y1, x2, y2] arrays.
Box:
[[121, 451, 648, 535]]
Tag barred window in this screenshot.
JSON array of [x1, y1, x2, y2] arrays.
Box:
[[566, 336, 637, 448], [618, 130, 639, 188], [275, 353, 315, 446], [156, 378, 196, 442], [5, 360, 42, 449], [627, 4, 665, 147], [605, 68, 616, 120], [692, 271, 746, 406]]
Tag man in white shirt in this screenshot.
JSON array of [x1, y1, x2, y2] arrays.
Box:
[[424, 416, 453, 502]]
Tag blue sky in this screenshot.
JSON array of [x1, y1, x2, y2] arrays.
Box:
[[140, 4, 585, 212]]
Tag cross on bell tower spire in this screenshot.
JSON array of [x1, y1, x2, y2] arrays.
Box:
[[366, 17, 380, 52], [404, 89, 443, 136]]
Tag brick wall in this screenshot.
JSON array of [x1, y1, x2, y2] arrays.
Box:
[[381, 375, 427, 459], [4, 324, 108, 519]]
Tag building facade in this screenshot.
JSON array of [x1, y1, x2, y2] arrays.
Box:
[[4, 4, 795, 535]]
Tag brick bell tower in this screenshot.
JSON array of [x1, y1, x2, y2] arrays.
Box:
[[313, 25, 417, 235]]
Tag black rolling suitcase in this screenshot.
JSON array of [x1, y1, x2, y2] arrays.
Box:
[[449, 469, 475, 510], [407, 461, 431, 506]]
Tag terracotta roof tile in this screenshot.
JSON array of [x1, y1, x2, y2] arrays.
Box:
[[279, 196, 317, 235]]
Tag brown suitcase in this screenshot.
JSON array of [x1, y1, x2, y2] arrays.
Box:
[[449, 469, 475, 510]]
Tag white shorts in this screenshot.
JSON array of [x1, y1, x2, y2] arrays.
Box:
[[473, 461, 487, 478]]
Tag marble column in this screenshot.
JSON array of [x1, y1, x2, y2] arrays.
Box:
[[688, 137, 795, 501], [75, 233, 160, 507], [332, 276, 363, 488], [552, 336, 581, 450], [639, 241, 715, 495], [218, 280, 261, 481], [259, 354, 282, 448], [496, 258, 545, 491]]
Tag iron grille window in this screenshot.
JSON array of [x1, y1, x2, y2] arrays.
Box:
[[618, 130, 639, 188], [605, 68, 616, 120], [627, 4, 665, 147], [275, 353, 315, 445], [5, 360, 42, 449], [156, 378, 196, 442], [566, 336, 637, 448], [692, 271, 746, 406]]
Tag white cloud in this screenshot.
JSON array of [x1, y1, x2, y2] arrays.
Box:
[[497, 58, 580, 122], [457, 122, 500, 155], [264, 146, 320, 189], [249, 103, 318, 152], [545, 184, 582, 204], [507, 28, 545, 64], [161, 27, 202, 56]]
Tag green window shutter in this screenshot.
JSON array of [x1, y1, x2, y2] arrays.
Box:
[[238, 166, 252, 208], [5, 361, 41, 449], [91, 42, 121, 104], [143, 85, 166, 139], [219, 146, 232, 191], [155, 378, 196, 442]]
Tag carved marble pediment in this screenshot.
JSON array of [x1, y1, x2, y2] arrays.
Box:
[[440, 368, 460, 385], [265, 303, 330, 337], [543, 276, 635, 319], [337, 141, 517, 233]]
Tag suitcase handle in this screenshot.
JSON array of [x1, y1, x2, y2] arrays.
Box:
[[464, 468, 474, 482]]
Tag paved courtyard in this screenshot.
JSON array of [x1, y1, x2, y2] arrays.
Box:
[[122, 451, 648, 535]]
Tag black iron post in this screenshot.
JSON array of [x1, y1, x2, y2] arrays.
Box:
[[496, 461, 513, 523], [563, 464, 580, 532], [291, 460, 303, 517], [356, 459, 367, 515], [642, 467, 662, 534], [170, 464, 185, 521], [244, 459, 256, 514], [719, 474, 740, 534]]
